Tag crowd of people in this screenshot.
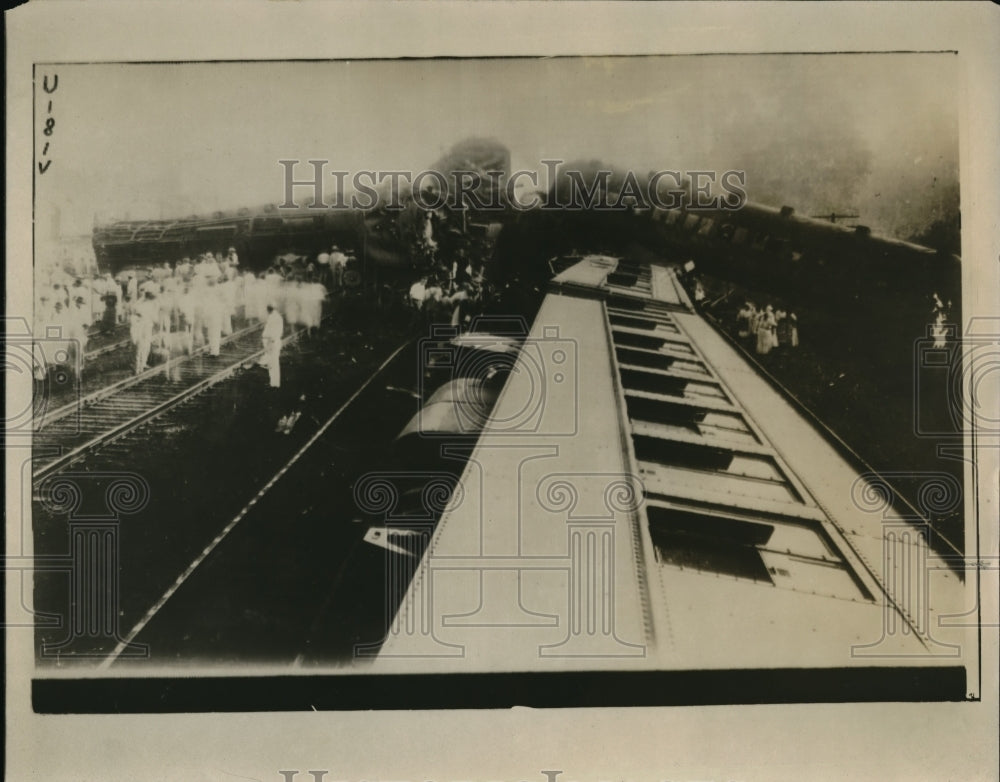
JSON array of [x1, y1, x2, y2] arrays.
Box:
[[929, 291, 953, 349], [32, 231, 498, 437], [677, 267, 800, 358], [33, 266, 100, 378], [34, 247, 329, 380], [407, 256, 489, 329], [735, 301, 799, 356], [33, 234, 496, 411]]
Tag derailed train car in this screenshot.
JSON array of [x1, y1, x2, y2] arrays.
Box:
[[644, 200, 960, 308], [346, 255, 973, 705], [92, 205, 365, 275], [92, 200, 501, 288]]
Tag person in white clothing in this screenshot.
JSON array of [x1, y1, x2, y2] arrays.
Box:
[[409, 277, 427, 310], [204, 279, 223, 356], [756, 305, 777, 356], [932, 311, 948, 349], [131, 291, 156, 374], [219, 276, 235, 336], [329, 248, 347, 291], [126, 273, 138, 308], [262, 304, 284, 388]]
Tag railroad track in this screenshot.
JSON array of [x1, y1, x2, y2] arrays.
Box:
[[81, 321, 131, 355], [31, 320, 298, 485], [84, 336, 131, 360], [37, 321, 265, 430]]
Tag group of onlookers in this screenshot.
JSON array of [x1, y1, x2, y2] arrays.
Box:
[[929, 291, 953, 349], [33, 247, 330, 379], [407, 257, 488, 329], [735, 301, 799, 355]]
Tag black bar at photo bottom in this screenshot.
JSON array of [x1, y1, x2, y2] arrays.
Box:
[[33, 667, 969, 713]]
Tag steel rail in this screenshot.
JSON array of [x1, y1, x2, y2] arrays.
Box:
[[31, 322, 299, 485], [35, 321, 264, 430]]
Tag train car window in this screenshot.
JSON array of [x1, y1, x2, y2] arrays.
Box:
[[640, 464, 803, 506], [605, 294, 645, 311], [633, 435, 735, 471], [607, 271, 640, 288], [697, 218, 715, 236], [633, 434, 803, 505], [664, 209, 683, 225], [627, 403, 758, 448], [632, 436, 785, 482], [607, 307, 680, 332], [647, 505, 774, 547], [643, 500, 867, 598], [615, 260, 643, 275], [651, 305, 682, 320], [251, 217, 284, 232], [615, 346, 710, 376], [683, 214, 701, 232], [643, 494, 821, 527], [619, 369, 730, 402], [626, 395, 708, 427], [732, 227, 749, 245], [612, 329, 696, 356], [609, 313, 657, 330], [631, 419, 759, 449], [649, 525, 774, 583]]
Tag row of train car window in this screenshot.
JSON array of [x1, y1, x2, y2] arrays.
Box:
[[606, 264, 691, 310], [652, 208, 810, 257], [605, 261, 653, 294], [605, 297, 872, 602]]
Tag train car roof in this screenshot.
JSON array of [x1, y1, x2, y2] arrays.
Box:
[[371, 257, 971, 693]]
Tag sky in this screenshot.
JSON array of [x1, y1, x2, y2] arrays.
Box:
[[35, 53, 959, 244]]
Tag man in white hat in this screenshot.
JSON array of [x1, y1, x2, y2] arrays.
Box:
[[261, 302, 284, 388]]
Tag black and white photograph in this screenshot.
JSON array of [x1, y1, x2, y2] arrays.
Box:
[[5, 3, 999, 781]]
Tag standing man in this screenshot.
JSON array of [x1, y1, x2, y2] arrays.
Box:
[[315, 252, 331, 290], [100, 273, 119, 335], [132, 291, 156, 375], [204, 278, 223, 357], [126, 272, 138, 311], [262, 303, 284, 389], [329, 246, 347, 292]]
